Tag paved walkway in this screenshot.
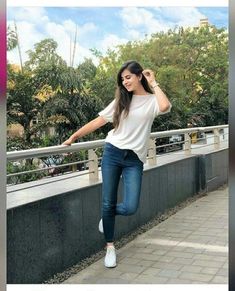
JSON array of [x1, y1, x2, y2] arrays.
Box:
[[63, 186, 228, 284]]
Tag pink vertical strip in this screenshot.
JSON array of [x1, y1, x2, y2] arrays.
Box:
[[0, 11, 6, 103]]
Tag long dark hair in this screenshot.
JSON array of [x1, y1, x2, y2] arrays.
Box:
[[113, 60, 153, 130]]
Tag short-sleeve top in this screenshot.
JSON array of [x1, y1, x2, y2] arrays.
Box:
[[98, 94, 171, 163]]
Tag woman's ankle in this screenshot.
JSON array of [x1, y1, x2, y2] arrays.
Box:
[[107, 242, 114, 247]]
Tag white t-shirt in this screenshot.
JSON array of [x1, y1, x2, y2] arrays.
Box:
[[98, 94, 172, 163]]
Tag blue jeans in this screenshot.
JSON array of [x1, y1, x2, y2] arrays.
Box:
[[101, 142, 144, 243]]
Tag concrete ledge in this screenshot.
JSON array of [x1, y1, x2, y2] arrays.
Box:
[[7, 148, 228, 283]]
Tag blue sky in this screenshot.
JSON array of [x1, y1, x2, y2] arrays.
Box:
[[7, 7, 228, 66]]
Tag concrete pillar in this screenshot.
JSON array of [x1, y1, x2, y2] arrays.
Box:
[[148, 138, 157, 165], [184, 133, 191, 155], [88, 149, 98, 181], [214, 128, 220, 150]]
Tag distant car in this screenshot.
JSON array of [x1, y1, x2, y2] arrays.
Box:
[[169, 134, 183, 144], [42, 157, 63, 175], [167, 135, 184, 152]]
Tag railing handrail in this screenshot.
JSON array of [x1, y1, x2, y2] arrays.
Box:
[[7, 139, 105, 161], [7, 125, 228, 161], [150, 125, 228, 138]]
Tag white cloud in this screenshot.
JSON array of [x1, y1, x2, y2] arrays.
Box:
[[62, 20, 97, 39], [7, 8, 99, 67], [119, 7, 171, 40], [157, 7, 207, 27], [45, 20, 98, 66], [127, 29, 142, 40], [9, 7, 49, 24], [7, 20, 45, 65], [120, 7, 152, 28], [61, 19, 76, 33], [7, 7, 213, 68], [79, 22, 98, 36], [119, 7, 208, 40], [156, 7, 209, 29], [100, 34, 128, 53]]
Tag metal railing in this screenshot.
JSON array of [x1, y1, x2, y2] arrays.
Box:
[[7, 125, 228, 184]]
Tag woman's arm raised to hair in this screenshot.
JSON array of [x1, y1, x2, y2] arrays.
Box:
[[62, 116, 107, 145], [142, 69, 171, 112], [151, 84, 171, 112]]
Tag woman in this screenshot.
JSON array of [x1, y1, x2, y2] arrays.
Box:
[[63, 60, 172, 268]]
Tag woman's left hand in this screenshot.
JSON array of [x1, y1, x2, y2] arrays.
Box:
[[142, 69, 156, 87]]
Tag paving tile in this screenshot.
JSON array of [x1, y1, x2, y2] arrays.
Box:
[[167, 278, 193, 284], [62, 268, 102, 284], [135, 260, 155, 267], [118, 250, 136, 259], [167, 251, 194, 259], [203, 250, 228, 257], [151, 249, 168, 256], [222, 262, 229, 269], [129, 247, 155, 254], [63, 273, 102, 284], [152, 262, 183, 271], [115, 263, 147, 274], [131, 274, 169, 284], [155, 255, 175, 263], [180, 265, 202, 273], [132, 253, 162, 261], [99, 270, 123, 279], [211, 275, 228, 284], [62, 187, 228, 284], [158, 269, 181, 278], [200, 267, 220, 275], [95, 278, 131, 284], [118, 257, 140, 265], [147, 245, 171, 252], [179, 272, 214, 282], [172, 257, 194, 265], [192, 254, 227, 262], [119, 272, 139, 280], [141, 267, 161, 276], [192, 259, 224, 268], [191, 281, 211, 284], [77, 277, 101, 284], [216, 268, 228, 276], [183, 247, 204, 254]]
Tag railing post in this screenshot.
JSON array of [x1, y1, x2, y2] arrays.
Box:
[[184, 133, 191, 155], [148, 138, 157, 166], [214, 128, 220, 150], [88, 149, 98, 181], [72, 164, 77, 172]]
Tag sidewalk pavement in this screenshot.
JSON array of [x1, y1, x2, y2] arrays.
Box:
[[63, 186, 228, 284]]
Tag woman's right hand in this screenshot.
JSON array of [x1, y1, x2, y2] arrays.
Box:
[[142, 69, 156, 87], [62, 137, 74, 146]]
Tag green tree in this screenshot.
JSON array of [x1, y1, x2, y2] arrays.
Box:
[[7, 26, 17, 51], [25, 38, 67, 90], [93, 25, 228, 129], [7, 70, 39, 147], [7, 39, 67, 148], [43, 59, 103, 143]]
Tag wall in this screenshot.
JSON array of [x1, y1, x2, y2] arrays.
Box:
[[7, 149, 228, 283]]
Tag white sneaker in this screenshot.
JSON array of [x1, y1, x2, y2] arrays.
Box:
[[104, 246, 117, 268], [99, 218, 104, 233]]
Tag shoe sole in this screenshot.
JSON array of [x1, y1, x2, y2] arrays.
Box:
[[105, 263, 117, 268]]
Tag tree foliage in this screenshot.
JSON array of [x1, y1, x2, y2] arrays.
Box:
[[7, 26, 18, 51], [6, 24, 228, 184], [93, 25, 228, 129], [7, 24, 228, 148]]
